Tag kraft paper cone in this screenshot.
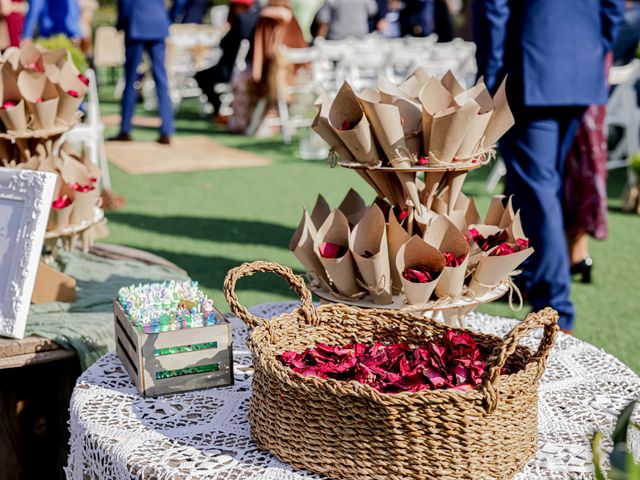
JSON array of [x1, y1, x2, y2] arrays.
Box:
[[349, 204, 392, 304], [483, 77, 515, 147], [311, 94, 355, 162], [419, 77, 453, 154], [338, 188, 367, 226], [70, 188, 99, 225], [455, 83, 494, 156], [289, 209, 331, 289], [56, 89, 83, 124], [485, 195, 508, 225], [3, 47, 20, 71], [359, 88, 409, 165], [42, 48, 67, 67], [469, 247, 533, 297], [355, 169, 386, 200], [48, 202, 73, 231], [60, 153, 92, 185], [1, 62, 22, 101], [366, 169, 402, 204], [58, 60, 86, 93], [508, 211, 528, 243], [465, 197, 482, 227], [498, 196, 515, 228], [467, 224, 505, 267], [18, 69, 60, 129], [396, 171, 424, 215], [399, 67, 431, 99], [441, 70, 464, 96], [379, 77, 423, 157], [310, 194, 331, 230], [424, 215, 470, 298], [413, 207, 436, 234], [329, 82, 379, 165], [18, 40, 43, 72], [429, 100, 481, 164], [446, 210, 467, 232], [0, 99, 27, 132], [420, 171, 445, 209], [431, 195, 448, 216], [387, 210, 411, 294], [314, 209, 361, 297], [396, 235, 445, 305], [444, 171, 467, 215]]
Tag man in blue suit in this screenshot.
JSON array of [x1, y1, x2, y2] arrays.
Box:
[[474, 0, 624, 332], [114, 0, 186, 145]]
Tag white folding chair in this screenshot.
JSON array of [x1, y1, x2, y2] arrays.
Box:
[[64, 69, 111, 190], [209, 5, 229, 29]]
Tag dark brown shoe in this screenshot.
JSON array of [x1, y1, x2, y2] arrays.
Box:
[[108, 132, 132, 142], [157, 135, 171, 145]]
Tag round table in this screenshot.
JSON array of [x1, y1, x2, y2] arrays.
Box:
[[66, 303, 640, 480]]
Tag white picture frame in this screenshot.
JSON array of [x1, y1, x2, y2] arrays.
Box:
[[0, 169, 56, 339]]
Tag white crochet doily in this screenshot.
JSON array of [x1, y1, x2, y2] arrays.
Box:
[[66, 303, 640, 480]]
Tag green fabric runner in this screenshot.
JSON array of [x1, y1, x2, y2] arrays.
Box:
[[25, 251, 188, 369]]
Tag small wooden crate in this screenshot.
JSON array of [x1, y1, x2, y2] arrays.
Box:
[[114, 300, 233, 397]]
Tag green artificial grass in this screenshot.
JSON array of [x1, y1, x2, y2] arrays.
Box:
[[98, 79, 640, 372]]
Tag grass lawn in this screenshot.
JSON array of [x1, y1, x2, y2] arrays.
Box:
[[97, 79, 640, 373]]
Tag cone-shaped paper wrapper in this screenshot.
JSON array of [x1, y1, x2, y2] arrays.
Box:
[[444, 171, 467, 215], [396, 235, 445, 305], [42, 48, 67, 67], [455, 83, 494, 156], [3, 47, 20, 71], [2, 62, 22, 101], [19, 41, 43, 72], [465, 197, 482, 228], [359, 88, 409, 166], [469, 247, 533, 296], [59, 61, 86, 94], [413, 207, 436, 234], [48, 202, 74, 231], [419, 77, 453, 154], [18, 70, 59, 129], [338, 188, 367, 226], [329, 82, 379, 165], [379, 77, 423, 157], [431, 195, 448, 216], [60, 154, 92, 185], [397, 171, 423, 215], [485, 195, 508, 225], [498, 196, 515, 228], [429, 100, 481, 164], [483, 77, 515, 147], [467, 224, 506, 267], [508, 211, 528, 243], [312, 94, 356, 162], [355, 169, 387, 200], [399, 67, 431, 99], [368, 169, 405, 205], [314, 209, 361, 297], [424, 215, 470, 298], [349, 204, 392, 304], [441, 70, 464, 96], [56, 89, 83, 124], [289, 209, 331, 289], [454, 191, 470, 212], [420, 171, 445, 209], [0, 99, 27, 132], [387, 210, 411, 293], [310, 194, 331, 230], [70, 188, 99, 225]]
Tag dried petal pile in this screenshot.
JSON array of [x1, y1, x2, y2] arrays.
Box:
[[468, 228, 508, 252], [402, 265, 436, 283], [279, 331, 524, 394], [490, 238, 530, 257]]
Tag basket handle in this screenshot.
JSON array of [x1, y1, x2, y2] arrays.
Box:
[[224, 261, 319, 329], [481, 307, 559, 414]]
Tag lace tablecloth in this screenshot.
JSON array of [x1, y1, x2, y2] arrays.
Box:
[[66, 303, 640, 480]]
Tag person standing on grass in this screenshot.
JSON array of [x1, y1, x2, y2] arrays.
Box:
[[474, 0, 624, 333], [112, 0, 186, 146], [22, 0, 81, 40]]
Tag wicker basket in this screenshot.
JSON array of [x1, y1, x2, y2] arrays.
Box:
[[224, 261, 558, 480]]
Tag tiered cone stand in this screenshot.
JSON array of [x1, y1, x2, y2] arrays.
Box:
[[0, 42, 103, 255], [0, 42, 103, 302], [292, 69, 531, 326]]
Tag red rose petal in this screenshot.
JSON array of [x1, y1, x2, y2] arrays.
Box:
[[78, 73, 89, 86], [402, 265, 435, 283], [1, 101, 16, 109], [67, 90, 80, 98], [51, 195, 72, 209], [318, 242, 347, 259]]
